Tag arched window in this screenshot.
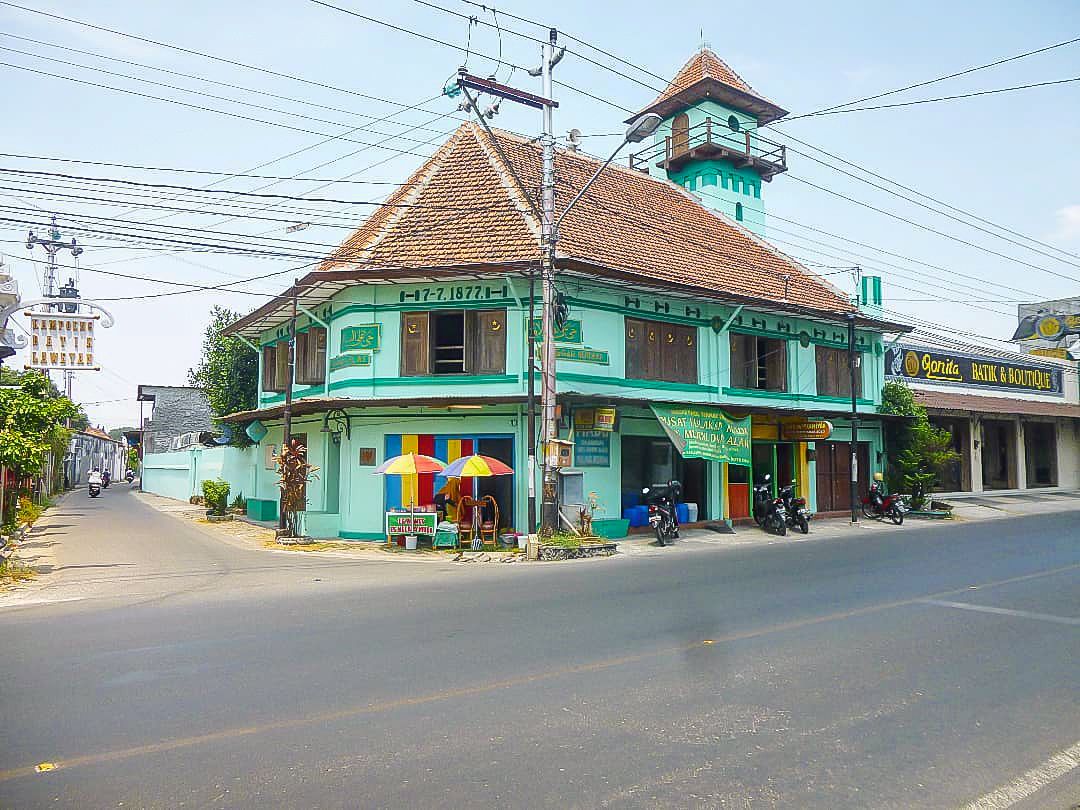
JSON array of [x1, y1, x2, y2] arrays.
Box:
[[671, 113, 690, 156], [727, 115, 741, 132], [735, 202, 744, 221]]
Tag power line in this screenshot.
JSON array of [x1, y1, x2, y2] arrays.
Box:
[[785, 174, 1080, 284], [0, 152, 408, 185], [0, 0, 453, 116], [767, 129, 1080, 265], [787, 35, 1080, 119], [0, 166, 509, 213], [0, 61, 445, 159], [793, 75, 1080, 117], [0, 31, 460, 137]]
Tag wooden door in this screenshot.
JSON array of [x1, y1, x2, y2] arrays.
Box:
[[672, 113, 690, 156]]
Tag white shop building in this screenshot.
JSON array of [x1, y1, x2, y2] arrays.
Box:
[[886, 341, 1080, 493]]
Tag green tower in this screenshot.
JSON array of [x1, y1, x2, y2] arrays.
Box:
[[628, 49, 788, 235]]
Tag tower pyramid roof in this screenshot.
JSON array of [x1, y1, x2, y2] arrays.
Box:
[[629, 48, 787, 125]]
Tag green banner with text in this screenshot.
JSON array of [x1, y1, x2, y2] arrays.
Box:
[[650, 404, 751, 466]]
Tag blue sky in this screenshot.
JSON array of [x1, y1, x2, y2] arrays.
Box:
[[2, 0, 1079, 428]]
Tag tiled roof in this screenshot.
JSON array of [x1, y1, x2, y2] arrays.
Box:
[[916, 389, 1080, 418], [653, 48, 757, 105], [320, 122, 856, 317], [631, 48, 787, 124]]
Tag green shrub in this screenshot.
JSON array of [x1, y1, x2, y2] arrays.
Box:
[[201, 479, 230, 516], [230, 492, 246, 512]]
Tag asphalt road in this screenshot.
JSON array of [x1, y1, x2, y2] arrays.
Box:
[[0, 487, 1077, 809]]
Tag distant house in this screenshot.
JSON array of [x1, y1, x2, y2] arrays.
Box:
[[67, 427, 124, 485], [136, 385, 214, 453]]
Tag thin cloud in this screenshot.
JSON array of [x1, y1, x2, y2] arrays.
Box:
[[1053, 205, 1080, 242]]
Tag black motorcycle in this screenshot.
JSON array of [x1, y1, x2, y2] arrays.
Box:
[[88, 481, 101, 498], [102, 470, 111, 489], [643, 480, 681, 546], [752, 475, 787, 536], [125, 469, 135, 484], [779, 481, 810, 534]]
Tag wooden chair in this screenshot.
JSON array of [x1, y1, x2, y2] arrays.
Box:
[[479, 495, 499, 547], [457, 496, 479, 548]]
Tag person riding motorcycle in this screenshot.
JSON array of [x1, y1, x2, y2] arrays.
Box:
[[87, 468, 103, 487]]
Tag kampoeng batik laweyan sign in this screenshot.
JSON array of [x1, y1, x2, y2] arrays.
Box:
[[886, 345, 1063, 396], [650, 404, 751, 466], [24, 312, 99, 371]]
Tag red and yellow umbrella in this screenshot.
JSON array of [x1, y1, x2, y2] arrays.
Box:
[[442, 454, 513, 478], [374, 453, 446, 476]]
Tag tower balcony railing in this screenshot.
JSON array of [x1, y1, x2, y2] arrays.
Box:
[[629, 118, 787, 180]]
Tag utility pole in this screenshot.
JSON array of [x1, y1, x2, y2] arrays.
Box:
[[847, 311, 859, 523], [279, 278, 299, 531], [26, 215, 83, 395], [539, 27, 560, 535]]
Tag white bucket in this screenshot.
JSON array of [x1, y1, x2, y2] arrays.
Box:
[[405, 535, 418, 550], [517, 534, 527, 550]]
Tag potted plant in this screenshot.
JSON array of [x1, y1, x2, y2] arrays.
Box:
[[201, 479, 232, 522]]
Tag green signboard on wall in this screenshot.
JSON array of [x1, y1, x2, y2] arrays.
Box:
[[650, 404, 751, 466], [329, 353, 372, 372], [340, 324, 381, 352], [555, 346, 608, 364], [529, 318, 582, 344]]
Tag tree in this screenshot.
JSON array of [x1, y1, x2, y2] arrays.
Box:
[[108, 426, 137, 442], [188, 306, 257, 422], [0, 370, 79, 524], [880, 381, 960, 509]]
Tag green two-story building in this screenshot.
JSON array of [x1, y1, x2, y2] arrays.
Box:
[[221, 49, 908, 539]]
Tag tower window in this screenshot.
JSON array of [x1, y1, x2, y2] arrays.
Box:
[[702, 173, 717, 186], [727, 115, 741, 132], [720, 173, 728, 189], [735, 202, 744, 221], [753, 183, 761, 199]]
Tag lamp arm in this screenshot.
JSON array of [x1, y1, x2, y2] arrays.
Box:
[[554, 138, 629, 235]]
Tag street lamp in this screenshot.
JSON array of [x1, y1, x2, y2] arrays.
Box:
[[537, 113, 663, 535]]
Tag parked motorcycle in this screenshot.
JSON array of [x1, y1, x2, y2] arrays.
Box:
[[752, 475, 788, 535], [752, 474, 773, 527], [88, 482, 101, 498], [861, 479, 904, 525], [643, 480, 681, 546], [779, 481, 810, 534], [125, 469, 135, 484]]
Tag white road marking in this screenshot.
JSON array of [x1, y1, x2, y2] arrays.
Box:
[[918, 598, 1080, 627], [958, 740, 1080, 809]]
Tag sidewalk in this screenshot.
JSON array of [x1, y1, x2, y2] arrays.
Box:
[[617, 489, 1080, 557], [136, 488, 1080, 565]]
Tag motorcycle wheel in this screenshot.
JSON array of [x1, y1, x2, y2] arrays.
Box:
[[860, 502, 875, 519], [655, 525, 667, 546], [776, 517, 787, 537], [797, 515, 809, 534], [889, 506, 904, 526]]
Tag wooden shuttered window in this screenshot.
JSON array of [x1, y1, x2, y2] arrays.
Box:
[[672, 113, 690, 157], [401, 312, 430, 377], [296, 327, 327, 385], [625, 317, 697, 384], [816, 345, 860, 398], [468, 309, 507, 375], [729, 333, 787, 392], [399, 309, 506, 376], [262, 344, 281, 392]]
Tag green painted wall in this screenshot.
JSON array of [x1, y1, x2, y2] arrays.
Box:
[[644, 98, 770, 234]]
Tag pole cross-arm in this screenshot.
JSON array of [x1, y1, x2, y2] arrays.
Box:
[[458, 82, 545, 224]]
